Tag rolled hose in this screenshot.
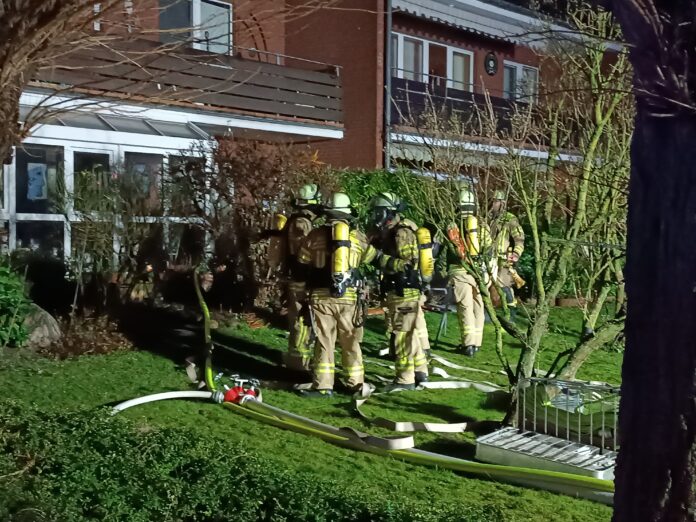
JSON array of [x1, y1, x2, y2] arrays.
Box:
[[112, 391, 613, 505]]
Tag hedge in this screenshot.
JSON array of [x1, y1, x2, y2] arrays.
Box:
[[0, 400, 504, 522]]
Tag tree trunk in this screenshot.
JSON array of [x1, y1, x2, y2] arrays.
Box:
[[612, 113, 696, 520], [517, 302, 549, 378], [558, 318, 623, 381]]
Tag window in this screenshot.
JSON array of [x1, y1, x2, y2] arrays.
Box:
[[159, 0, 231, 55], [390, 34, 399, 77], [450, 51, 472, 91], [199, 0, 231, 54], [402, 38, 423, 82], [93, 3, 101, 32], [392, 33, 475, 91], [15, 145, 64, 214], [124, 152, 164, 214], [504, 62, 539, 102], [74, 151, 112, 212], [16, 222, 64, 258]]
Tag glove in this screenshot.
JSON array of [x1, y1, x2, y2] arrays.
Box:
[[391, 258, 409, 272]]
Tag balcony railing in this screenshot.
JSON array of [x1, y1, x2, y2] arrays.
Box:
[[36, 39, 342, 125], [390, 76, 517, 136]]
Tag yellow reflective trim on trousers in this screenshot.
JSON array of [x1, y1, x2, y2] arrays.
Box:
[[315, 363, 335, 374], [343, 366, 364, 375]]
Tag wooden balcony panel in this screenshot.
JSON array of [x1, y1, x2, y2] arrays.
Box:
[[36, 39, 343, 125]]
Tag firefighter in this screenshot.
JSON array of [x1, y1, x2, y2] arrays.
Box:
[[269, 184, 322, 371], [490, 190, 525, 320], [296, 192, 380, 397], [446, 188, 491, 357], [369, 192, 432, 391]]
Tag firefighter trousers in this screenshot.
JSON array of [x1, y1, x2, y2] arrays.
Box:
[[286, 282, 312, 371], [387, 293, 429, 384], [450, 270, 484, 348], [311, 297, 364, 390], [415, 293, 431, 354]]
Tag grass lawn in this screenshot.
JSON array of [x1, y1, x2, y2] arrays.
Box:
[[0, 305, 622, 521]]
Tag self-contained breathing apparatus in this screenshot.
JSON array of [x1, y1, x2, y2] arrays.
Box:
[[267, 213, 288, 272], [370, 193, 434, 296]]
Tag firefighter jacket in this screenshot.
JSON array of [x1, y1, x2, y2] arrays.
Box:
[[490, 211, 525, 261], [446, 217, 492, 274], [297, 221, 377, 303], [374, 218, 421, 300], [285, 209, 316, 278]]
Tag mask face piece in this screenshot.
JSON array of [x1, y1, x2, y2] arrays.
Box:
[[371, 207, 393, 229], [459, 203, 476, 216]]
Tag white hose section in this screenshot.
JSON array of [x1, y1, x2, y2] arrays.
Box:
[[112, 391, 213, 413]]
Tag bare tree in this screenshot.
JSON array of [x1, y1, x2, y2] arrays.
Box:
[[392, 6, 631, 392]]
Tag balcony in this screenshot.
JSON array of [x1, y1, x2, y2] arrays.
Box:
[[390, 76, 517, 137], [34, 39, 342, 127]]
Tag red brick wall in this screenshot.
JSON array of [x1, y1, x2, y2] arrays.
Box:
[[233, 0, 286, 59], [285, 0, 385, 169]]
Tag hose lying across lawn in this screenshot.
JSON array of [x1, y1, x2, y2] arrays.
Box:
[[113, 389, 614, 506]]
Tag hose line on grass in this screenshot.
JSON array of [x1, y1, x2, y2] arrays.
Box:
[[112, 391, 213, 413], [192, 266, 216, 392], [113, 389, 614, 506]]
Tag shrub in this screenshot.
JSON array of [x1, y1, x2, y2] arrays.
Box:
[[0, 400, 503, 522], [0, 265, 31, 347]]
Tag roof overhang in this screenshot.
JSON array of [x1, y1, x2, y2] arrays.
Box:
[[391, 131, 581, 164], [20, 90, 343, 144], [392, 0, 580, 49]]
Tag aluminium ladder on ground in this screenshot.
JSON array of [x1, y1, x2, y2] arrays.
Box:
[[476, 378, 620, 480]]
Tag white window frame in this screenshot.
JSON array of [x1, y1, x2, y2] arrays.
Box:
[[191, 0, 233, 55], [503, 60, 539, 102], [392, 32, 474, 93], [4, 136, 204, 259], [93, 3, 102, 31], [446, 48, 475, 92]]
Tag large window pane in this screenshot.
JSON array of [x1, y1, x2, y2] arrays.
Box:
[[451, 51, 471, 91], [503, 65, 517, 100], [520, 67, 539, 101], [160, 0, 192, 44], [17, 221, 64, 258], [167, 155, 204, 216], [16, 145, 64, 214], [402, 38, 422, 82], [74, 152, 111, 212], [200, 0, 230, 54], [124, 152, 164, 215]]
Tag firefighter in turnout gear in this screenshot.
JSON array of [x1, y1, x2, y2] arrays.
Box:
[[446, 188, 492, 357], [370, 192, 431, 391], [296, 193, 379, 397], [271, 184, 322, 371], [490, 190, 525, 320]]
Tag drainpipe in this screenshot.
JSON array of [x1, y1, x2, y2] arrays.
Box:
[[384, 0, 392, 171]]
